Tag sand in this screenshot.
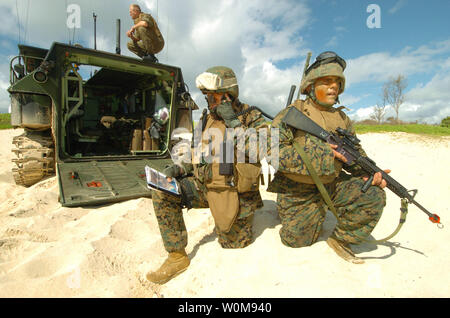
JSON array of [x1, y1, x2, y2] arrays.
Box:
[[0, 128, 449, 298]]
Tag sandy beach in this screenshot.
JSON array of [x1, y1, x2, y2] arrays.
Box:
[[0, 128, 449, 298]]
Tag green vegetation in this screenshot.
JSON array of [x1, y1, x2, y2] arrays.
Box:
[[0, 113, 12, 129], [354, 124, 450, 136], [441, 116, 450, 128]]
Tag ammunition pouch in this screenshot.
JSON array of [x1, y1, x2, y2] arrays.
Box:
[[235, 163, 261, 193]]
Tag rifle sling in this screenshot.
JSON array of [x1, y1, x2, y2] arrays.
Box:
[[367, 198, 409, 244], [290, 140, 341, 223], [290, 139, 408, 244]]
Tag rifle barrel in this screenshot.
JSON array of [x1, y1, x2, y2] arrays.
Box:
[[297, 52, 312, 99], [286, 85, 296, 107], [411, 199, 440, 223], [356, 149, 440, 224]]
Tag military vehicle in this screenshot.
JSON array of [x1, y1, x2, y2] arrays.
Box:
[[8, 42, 197, 207]]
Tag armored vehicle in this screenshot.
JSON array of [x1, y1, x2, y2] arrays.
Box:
[[8, 42, 197, 207]]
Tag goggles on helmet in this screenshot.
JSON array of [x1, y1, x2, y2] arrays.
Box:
[[305, 51, 347, 76]]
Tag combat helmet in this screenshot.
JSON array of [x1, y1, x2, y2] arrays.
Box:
[[300, 51, 346, 105], [195, 66, 239, 99]]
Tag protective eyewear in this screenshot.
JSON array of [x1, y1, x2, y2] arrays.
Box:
[[305, 51, 347, 75]]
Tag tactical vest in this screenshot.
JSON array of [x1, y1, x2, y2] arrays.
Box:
[[283, 99, 352, 185], [193, 103, 262, 232]]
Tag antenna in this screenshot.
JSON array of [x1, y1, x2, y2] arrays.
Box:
[[24, 0, 30, 44], [93, 12, 97, 50], [16, 0, 21, 44], [65, 0, 69, 44], [297, 52, 312, 99], [166, 15, 169, 62], [72, 24, 76, 45], [116, 19, 121, 54]]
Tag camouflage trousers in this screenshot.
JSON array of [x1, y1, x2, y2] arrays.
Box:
[[276, 173, 386, 247], [151, 176, 263, 253], [127, 26, 164, 57]]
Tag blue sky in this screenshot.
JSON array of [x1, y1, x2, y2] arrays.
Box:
[[0, 0, 449, 123]]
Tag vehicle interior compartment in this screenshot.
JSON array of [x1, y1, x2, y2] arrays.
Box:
[[63, 65, 173, 158]]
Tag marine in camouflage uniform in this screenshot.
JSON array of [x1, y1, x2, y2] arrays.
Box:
[[268, 52, 389, 264], [147, 66, 268, 284], [127, 4, 164, 61]]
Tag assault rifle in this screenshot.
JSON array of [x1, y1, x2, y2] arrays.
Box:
[[282, 106, 442, 226]]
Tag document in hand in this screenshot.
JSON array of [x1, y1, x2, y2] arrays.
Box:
[[144, 165, 181, 197]]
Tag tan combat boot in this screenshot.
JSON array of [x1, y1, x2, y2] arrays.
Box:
[[146, 250, 190, 284], [326, 236, 365, 264]]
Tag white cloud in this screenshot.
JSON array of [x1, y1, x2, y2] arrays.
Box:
[[325, 35, 338, 48], [349, 74, 450, 124], [0, 76, 11, 113], [335, 26, 347, 32], [339, 93, 363, 107], [389, 0, 408, 14], [345, 40, 450, 87], [240, 59, 304, 114], [147, 0, 312, 117], [0, 0, 448, 125], [403, 73, 450, 123], [347, 52, 426, 87], [351, 106, 376, 121], [344, 40, 450, 124], [442, 57, 450, 69], [0, 0, 312, 116]]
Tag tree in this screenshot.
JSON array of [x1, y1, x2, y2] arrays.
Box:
[[441, 116, 450, 128], [370, 89, 388, 124], [370, 103, 386, 124], [383, 75, 407, 124]]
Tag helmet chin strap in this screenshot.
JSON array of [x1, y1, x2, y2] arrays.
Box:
[[205, 97, 217, 115], [308, 84, 338, 108]]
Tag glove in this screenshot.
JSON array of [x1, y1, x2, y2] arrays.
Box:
[[215, 101, 242, 128], [163, 164, 185, 178]]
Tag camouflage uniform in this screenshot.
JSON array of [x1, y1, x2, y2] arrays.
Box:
[[152, 177, 262, 250], [127, 12, 164, 57], [268, 98, 386, 247], [152, 104, 267, 252], [147, 66, 269, 285]]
